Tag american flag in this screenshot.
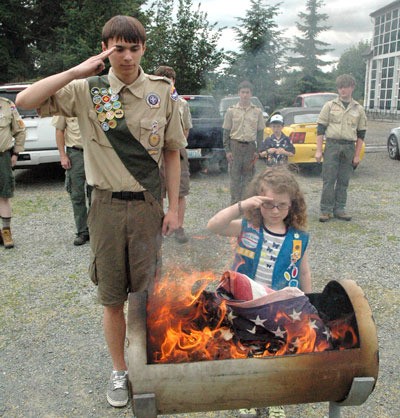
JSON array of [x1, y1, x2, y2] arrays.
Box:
[[216, 271, 333, 355]]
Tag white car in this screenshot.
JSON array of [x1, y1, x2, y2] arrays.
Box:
[[0, 84, 59, 168], [387, 126, 400, 160]]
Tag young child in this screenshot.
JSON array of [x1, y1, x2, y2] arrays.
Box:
[[259, 114, 295, 166], [207, 165, 311, 293]]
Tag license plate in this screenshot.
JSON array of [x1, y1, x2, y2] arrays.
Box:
[[187, 149, 202, 159]]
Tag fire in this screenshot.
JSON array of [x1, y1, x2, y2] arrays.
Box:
[[147, 269, 358, 363]]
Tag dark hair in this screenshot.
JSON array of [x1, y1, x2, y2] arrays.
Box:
[[238, 80, 254, 92], [102, 16, 146, 46], [154, 65, 176, 81], [336, 74, 355, 89], [244, 166, 307, 230]]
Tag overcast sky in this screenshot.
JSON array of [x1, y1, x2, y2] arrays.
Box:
[[197, 0, 389, 64]]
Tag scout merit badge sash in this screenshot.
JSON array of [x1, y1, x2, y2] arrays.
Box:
[[87, 75, 161, 201]]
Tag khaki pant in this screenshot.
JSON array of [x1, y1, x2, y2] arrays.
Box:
[[88, 189, 164, 306], [320, 140, 355, 214], [229, 140, 257, 204]]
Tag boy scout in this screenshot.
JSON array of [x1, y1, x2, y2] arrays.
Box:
[[315, 74, 367, 222], [0, 97, 26, 249], [223, 81, 265, 204], [53, 116, 91, 246], [17, 15, 186, 408]]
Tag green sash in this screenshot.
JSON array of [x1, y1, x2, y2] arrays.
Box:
[[87, 76, 161, 201]]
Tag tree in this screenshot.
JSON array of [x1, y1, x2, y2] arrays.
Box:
[[288, 0, 333, 92], [0, 0, 35, 83], [335, 40, 370, 100], [142, 0, 224, 94], [222, 0, 285, 109]]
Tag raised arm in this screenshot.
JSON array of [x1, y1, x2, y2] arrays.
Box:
[[16, 48, 116, 110]]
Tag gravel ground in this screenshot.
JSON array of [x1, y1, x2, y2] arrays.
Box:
[[0, 120, 399, 418]]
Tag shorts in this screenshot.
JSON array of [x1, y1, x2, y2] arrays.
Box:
[[0, 150, 14, 198], [88, 189, 164, 306], [160, 149, 190, 199]]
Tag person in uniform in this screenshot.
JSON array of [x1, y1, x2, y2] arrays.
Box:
[[53, 116, 91, 245], [16, 15, 186, 408], [154, 65, 192, 243], [0, 97, 26, 249], [223, 81, 265, 204], [315, 74, 367, 222]]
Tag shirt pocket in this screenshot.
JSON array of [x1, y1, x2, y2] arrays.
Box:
[[140, 117, 166, 149]]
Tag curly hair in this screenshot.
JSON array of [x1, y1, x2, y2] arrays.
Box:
[[243, 166, 308, 231]]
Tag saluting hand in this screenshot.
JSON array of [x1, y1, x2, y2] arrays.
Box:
[[240, 195, 273, 211], [70, 47, 116, 79]]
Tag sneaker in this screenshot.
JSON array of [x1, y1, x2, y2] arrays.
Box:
[[1, 228, 14, 249], [269, 406, 286, 418], [106, 370, 129, 408], [73, 233, 89, 246], [334, 211, 352, 221], [239, 408, 259, 417], [319, 213, 332, 223], [175, 227, 189, 243]]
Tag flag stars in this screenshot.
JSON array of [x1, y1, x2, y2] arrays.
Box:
[[247, 326, 257, 334], [227, 310, 237, 323], [250, 315, 266, 326], [308, 319, 319, 330], [289, 309, 302, 322], [272, 326, 286, 339], [323, 328, 331, 340]]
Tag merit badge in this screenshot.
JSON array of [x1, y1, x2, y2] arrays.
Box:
[[91, 87, 100, 96], [103, 102, 112, 111], [100, 88, 109, 96], [106, 111, 115, 120], [102, 95, 111, 103], [92, 95, 102, 105], [114, 109, 124, 119], [101, 121, 110, 131], [110, 94, 119, 102], [95, 104, 104, 113], [108, 119, 117, 129], [98, 113, 106, 123], [113, 101, 122, 110], [146, 93, 161, 108]]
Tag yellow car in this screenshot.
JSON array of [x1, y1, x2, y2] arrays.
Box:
[[263, 107, 365, 166]]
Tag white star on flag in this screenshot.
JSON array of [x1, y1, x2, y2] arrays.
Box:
[[250, 315, 266, 326], [227, 310, 237, 323], [289, 309, 302, 322], [308, 319, 319, 330], [273, 326, 286, 338], [246, 326, 257, 334]]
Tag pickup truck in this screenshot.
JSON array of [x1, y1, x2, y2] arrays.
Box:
[[180, 95, 227, 173], [0, 83, 59, 169]]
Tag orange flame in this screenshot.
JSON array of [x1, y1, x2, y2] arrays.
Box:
[[147, 270, 358, 363]]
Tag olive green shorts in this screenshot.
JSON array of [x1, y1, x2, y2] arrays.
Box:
[[0, 151, 15, 198], [88, 189, 164, 306]]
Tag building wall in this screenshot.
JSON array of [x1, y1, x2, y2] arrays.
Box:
[[366, 1, 400, 112]]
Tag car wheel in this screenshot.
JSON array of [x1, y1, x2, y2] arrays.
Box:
[[387, 134, 400, 160]]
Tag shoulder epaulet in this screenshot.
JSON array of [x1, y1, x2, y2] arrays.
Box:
[[147, 75, 172, 84]]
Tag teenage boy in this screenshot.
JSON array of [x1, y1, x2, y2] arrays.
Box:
[[223, 81, 265, 204], [315, 74, 367, 222], [16, 15, 186, 408]]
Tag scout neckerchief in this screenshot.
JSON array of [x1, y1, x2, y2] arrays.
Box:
[[87, 75, 161, 201]]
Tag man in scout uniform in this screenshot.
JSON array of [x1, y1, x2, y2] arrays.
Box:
[[17, 15, 186, 408], [53, 116, 91, 246], [0, 97, 26, 249], [223, 81, 265, 205], [154, 65, 193, 243], [315, 74, 367, 222]]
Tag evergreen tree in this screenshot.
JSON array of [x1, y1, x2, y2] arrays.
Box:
[[224, 0, 285, 109], [288, 0, 333, 92], [143, 0, 223, 94], [335, 40, 370, 100]]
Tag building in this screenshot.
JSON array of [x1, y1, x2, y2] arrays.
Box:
[[365, 1, 400, 112]]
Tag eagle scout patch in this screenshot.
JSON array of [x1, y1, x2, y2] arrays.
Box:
[[146, 93, 161, 108]]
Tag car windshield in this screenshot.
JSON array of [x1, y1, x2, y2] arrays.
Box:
[[292, 113, 319, 124], [184, 99, 217, 118], [303, 94, 337, 107], [0, 91, 38, 118]]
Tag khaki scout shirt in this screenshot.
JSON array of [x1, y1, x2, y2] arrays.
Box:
[[0, 97, 26, 153], [223, 103, 264, 142], [318, 98, 367, 142], [40, 67, 187, 192], [51, 116, 83, 148], [179, 98, 192, 132]]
